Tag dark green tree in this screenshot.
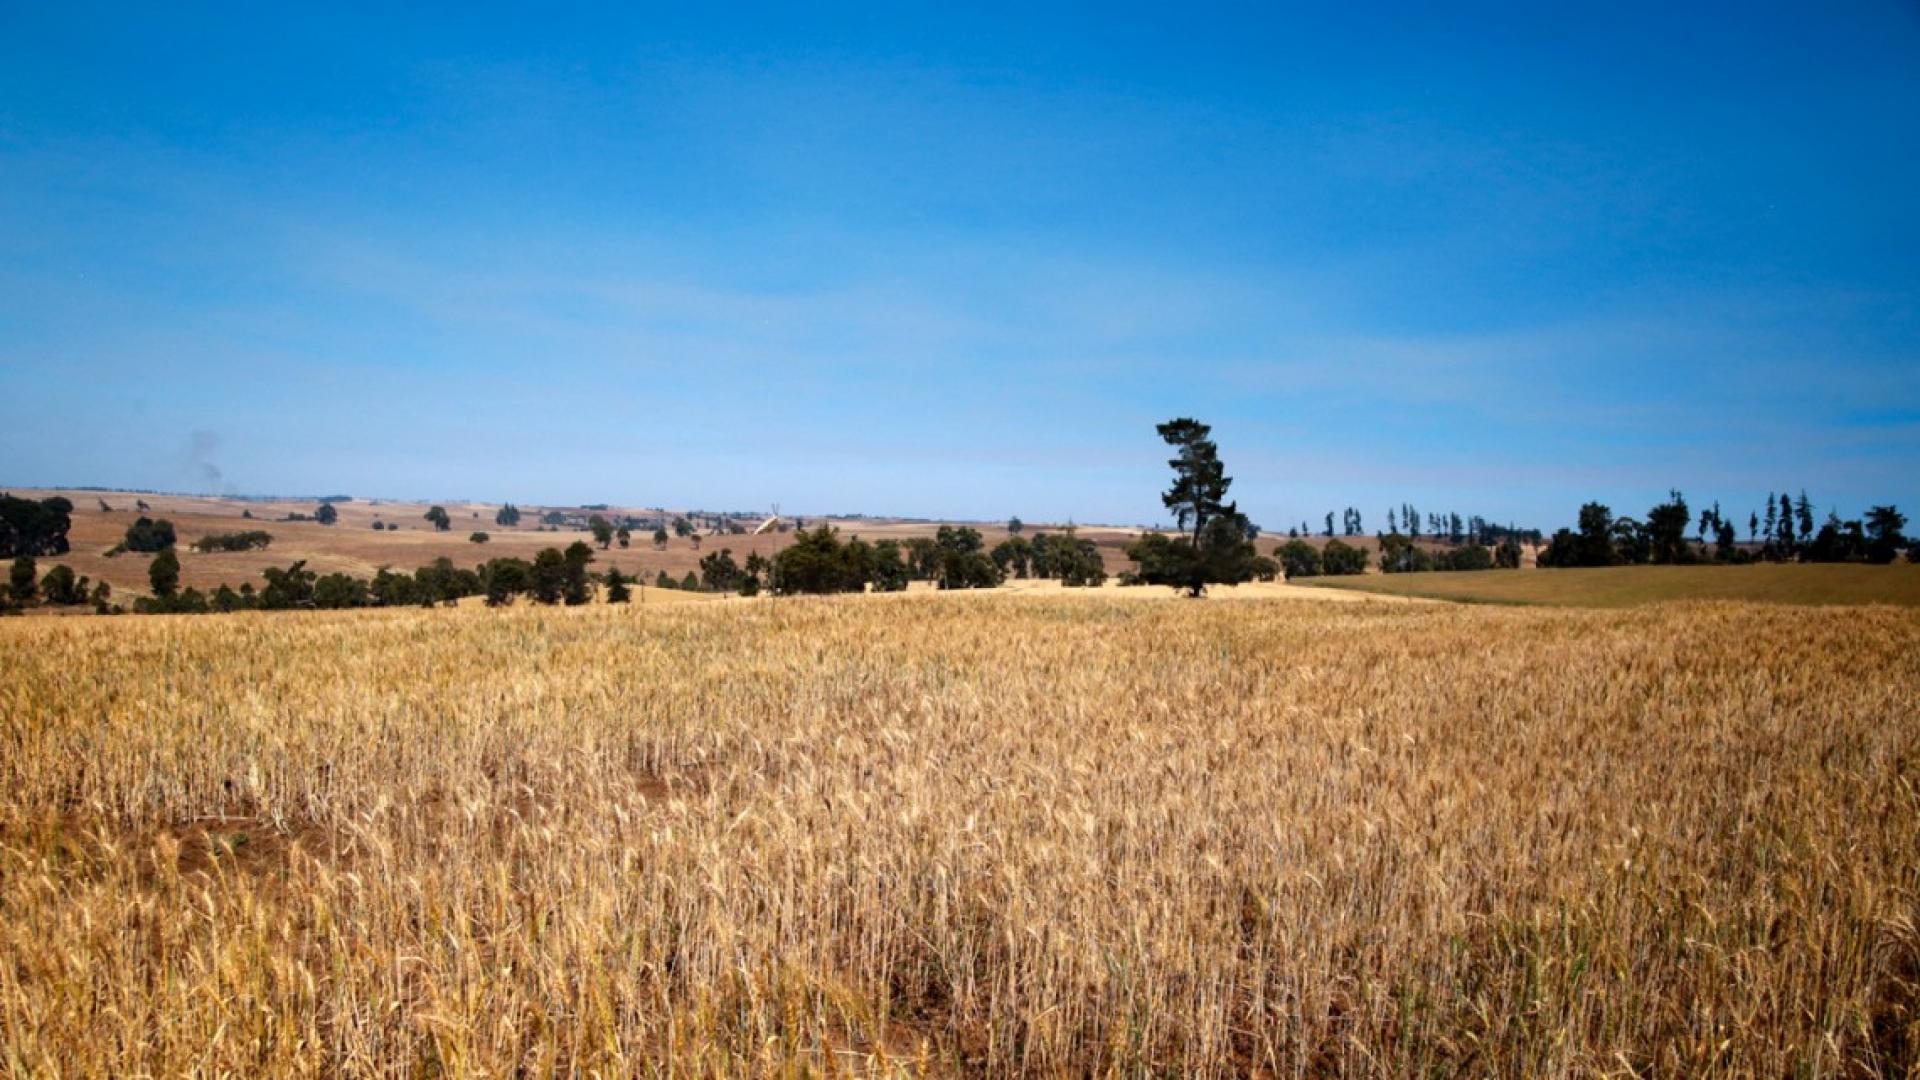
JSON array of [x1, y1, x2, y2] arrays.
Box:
[[933, 526, 1003, 589], [1438, 544, 1493, 571], [40, 563, 86, 605], [122, 517, 177, 553], [424, 505, 451, 531], [1127, 419, 1262, 595], [991, 536, 1033, 578], [313, 573, 369, 608], [867, 541, 910, 592], [1610, 516, 1651, 565], [530, 548, 567, 604], [1864, 505, 1908, 564], [1378, 533, 1434, 573], [562, 541, 595, 604], [0, 495, 74, 557], [1575, 503, 1617, 566], [771, 526, 870, 594], [589, 514, 614, 549], [1277, 539, 1321, 579], [604, 564, 632, 603], [482, 558, 532, 606], [314, 502, 338, 525], [495, 504, 522, 527], [1645, 490, 1693, 565], [699, 548, 745, 592], [9, 555, 38, 604], [260, 561, 317, 608], [1156, 418, 1231, 545], [1054, 534, 1108, 587], [148, 548, 180, 598], [1320, 539, 1370, 575], [469, 531, 490, 544]]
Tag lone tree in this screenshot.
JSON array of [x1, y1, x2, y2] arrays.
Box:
[[495, 503, 521, 527], [424, 505, 451, 532], [589, 514, 614, 549], [314, 502, 338, 526], [1125, 418, 1263, 596], [652, 526, 669, 548]]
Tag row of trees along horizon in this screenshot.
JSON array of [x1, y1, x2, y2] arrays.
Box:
[[3, 423, 1915, 612]]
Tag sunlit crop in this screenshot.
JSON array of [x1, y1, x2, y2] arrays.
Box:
[[2, 596, 1915, 1075]]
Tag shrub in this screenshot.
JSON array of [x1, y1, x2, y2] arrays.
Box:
[[122, 517, 177, 553], [192, 531, 273, 553]]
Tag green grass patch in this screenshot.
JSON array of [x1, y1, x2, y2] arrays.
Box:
[[1298, 562, 1920, 607]]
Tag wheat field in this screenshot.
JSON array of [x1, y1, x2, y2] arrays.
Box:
[[1, 596, 1916, 1076]]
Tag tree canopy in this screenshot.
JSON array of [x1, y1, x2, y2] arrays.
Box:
[[0, 495, 73, 557]]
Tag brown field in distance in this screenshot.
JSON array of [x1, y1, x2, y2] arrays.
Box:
[[11, 489, 1137, 599], [10, 488, 1484, 603]]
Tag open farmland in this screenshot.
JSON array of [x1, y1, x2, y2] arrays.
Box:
[[3, 595, 1915, 1075], [10, 489, 1148, 603], [1298, 562, 1920, 607]]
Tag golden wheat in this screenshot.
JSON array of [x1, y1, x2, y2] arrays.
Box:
[[1, 596, 1915, 1075]]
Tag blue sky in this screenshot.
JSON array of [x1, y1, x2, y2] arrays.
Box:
[[3, 3, 1916, 530]]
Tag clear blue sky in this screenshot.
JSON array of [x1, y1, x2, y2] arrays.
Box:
[[3, 3, 1916, 530]]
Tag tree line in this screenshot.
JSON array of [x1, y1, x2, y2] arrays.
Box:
[[1538, 491, 1913, 568], [1287, 505, 1541, 547]]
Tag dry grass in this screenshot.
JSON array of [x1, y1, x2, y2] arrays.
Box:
[[1302, 563, 1920, 607], [1, 596, 1916, 1075], [15, 488, 1145, 601]]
